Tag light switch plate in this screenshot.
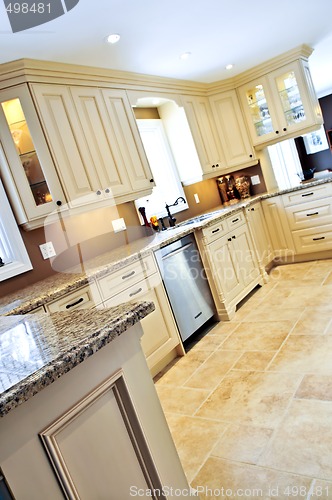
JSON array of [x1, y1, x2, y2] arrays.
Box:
[[39, 242, 56, 259], [112, 218, 126, 233], [251, 175, 261, 185]]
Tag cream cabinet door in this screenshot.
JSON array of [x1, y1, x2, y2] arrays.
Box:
[[261, 196, 295, 258], [31, 83, 102, 208], [101, 89, 154, 194], [231, 223, 260, 287], [181, 94, 226, 177], [246, 202, 274, 268], [207, 235, 243, 303], [209, 90, 256, 168]]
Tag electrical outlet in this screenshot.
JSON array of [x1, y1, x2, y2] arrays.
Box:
[[39, 242, 56, 259], [194, 193, 200, 203], [251, 175, 261, 185], [112, 218, 126, 233]]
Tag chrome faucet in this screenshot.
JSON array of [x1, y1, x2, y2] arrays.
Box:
[[165, 197, 186, 227]]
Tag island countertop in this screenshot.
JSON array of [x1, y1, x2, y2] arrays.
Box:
[[0, 300, 154, 417]]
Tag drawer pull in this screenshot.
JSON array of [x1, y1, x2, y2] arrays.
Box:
[[122, 270, 136, 280], [301, 192, 314, 197], [129, 288, 142, 297], [312, 236, 325, 241], [66, 297, 84, 309], [212, 228, 220, 234], [227, 237, 232, 242], [306, 212, 319, 217], [232, 218, 239, 223]]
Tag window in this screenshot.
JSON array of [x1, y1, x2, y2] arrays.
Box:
[[134, 119, 188, 221], [267, 138, 303, 190], [0, 178, 32, 281]]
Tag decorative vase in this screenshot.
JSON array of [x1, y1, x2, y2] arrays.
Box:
[[235, 176, 251, 199]]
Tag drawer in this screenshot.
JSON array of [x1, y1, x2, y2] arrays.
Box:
[[225, 211, 246, 232], [201, 218, 228, 244], [104, 272, 161, 308], [282, 183, 332, 207], [98, 254, 156, 301], [285, 198, 332, 230], [46, 283, 100, 313], [291, 224, 332, 254]]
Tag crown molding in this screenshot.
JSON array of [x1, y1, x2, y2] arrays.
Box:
[[0, 44, 314, 96]]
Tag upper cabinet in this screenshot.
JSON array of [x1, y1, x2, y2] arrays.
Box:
[[208, 90, 257, 168], [180, 95, 227, 179], [238, 59, 323, 147], [31, 84, 154, 209], [0, 85, 65, 225]]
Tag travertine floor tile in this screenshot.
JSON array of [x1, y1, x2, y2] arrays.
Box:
[[155, 385, 209, 416], [155, 349, 213, 386], [309, 479, 332, 499], [267, 335, 332, 374], [211, 423, 273, 465], [164, 414, 226, 483], [191, 457, 312, 500], [184, 350, 241, 390], [196, 371, 301, 427], [233, 351, 276, 371], [258, 399, 332, 480], [220, 321, 291, 351], [295, 374, 332, 401], [291, 308, 332, 335]]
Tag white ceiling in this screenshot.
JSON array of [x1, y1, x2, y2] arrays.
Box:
[[1, 0, 332, 97]]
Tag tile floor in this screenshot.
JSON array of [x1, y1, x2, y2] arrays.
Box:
[[154, 260, 332, 499]]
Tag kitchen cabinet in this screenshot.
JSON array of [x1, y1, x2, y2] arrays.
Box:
[[245, 201, 274, 274], [282, 183, 332, 254], [30, 83, 154, 209], [96, 255, 184, 377], [45, 282, 102, 313], [208, 89, 256, 168], [180, 94, 226, 178], [261, 196, 295, 260], [196, 211, 261, 320], [238, 60, 323, 147], [0, 85, 65, 227]]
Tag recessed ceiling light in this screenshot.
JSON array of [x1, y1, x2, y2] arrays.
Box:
[[105, 33, 121, 44], [225, 64, 234, 70], [180, 52, 191, 60]]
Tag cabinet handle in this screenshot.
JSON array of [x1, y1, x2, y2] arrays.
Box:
[[105, 188, 110, 194], [232, 218, 239, 223], [251, 208, 255, 211], [129, 288, 142, 297], [306, 212, 319, 217], [212, 228, 220, 234], [96, 190, 102, 195], [232, 235, 236, 239], [313, 236, 325, 241], [227, 237, 232, 242], [150, 178, 154, 183], [56, 200, 62, 206], [216, 164, 219, 167], [302, 192, 314, 197], [212, 165, 216, 168], [65, 297, 84, 309], [122, 270, 136, 280]]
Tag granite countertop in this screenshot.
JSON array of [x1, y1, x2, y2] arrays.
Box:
[[1, 176, 332, 317], [0, 300, 154, 417]]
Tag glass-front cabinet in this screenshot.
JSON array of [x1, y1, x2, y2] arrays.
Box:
[[0, 85, 65, 226], [238, 60, 323, 147]]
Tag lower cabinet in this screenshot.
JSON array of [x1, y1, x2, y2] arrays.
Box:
[[197, 213, 262, 320], [0, 323, 190, 498], [245, 201, 274, 274], [98, 256, 184, 377], [261, 196, 295, 259]]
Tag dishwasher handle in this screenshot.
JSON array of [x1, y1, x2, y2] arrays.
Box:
[[161, 242, 193, 260]]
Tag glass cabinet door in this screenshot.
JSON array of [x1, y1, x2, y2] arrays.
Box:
[[243, 82, 274, 138], [274, 70, 306, 127], [0, 85, 65, 224], [2, 98, 53, 207]]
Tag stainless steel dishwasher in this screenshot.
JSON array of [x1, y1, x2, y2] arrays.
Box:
[[154, 233, 215, 342]]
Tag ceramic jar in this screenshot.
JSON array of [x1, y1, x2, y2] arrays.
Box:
[[235, 176, 251, 199]]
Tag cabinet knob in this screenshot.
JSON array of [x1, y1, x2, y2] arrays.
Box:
[[216, 164, 219, 167], [227, 237, 232, 242], [56, 200, 62, 206], [275, 130, 279, 134], [96, 190, 102, 195], [283, 128, 287, 132], [212, 165, 216, 168], [149, 178, 154, 183], [232, 235, 236, 239], [249, 154, 253, 158], [251, 207, 255, 211], [105, 188, 110, 194]]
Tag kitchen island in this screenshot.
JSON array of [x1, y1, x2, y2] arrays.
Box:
[[0, 303, 192, 499]]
